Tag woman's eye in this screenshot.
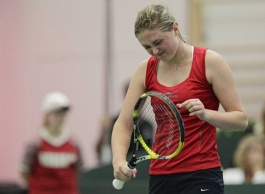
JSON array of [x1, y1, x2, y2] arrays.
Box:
[[144, 46, 151, 50], [154, 40, 161, 45]]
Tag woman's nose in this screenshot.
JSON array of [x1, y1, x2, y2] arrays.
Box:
[[152, 47, 159, 55]]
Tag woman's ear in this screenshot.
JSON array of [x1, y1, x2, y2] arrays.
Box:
[[173, 22, 179, 35]]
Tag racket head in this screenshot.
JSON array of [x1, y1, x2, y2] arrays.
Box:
[[133, 91, 185, 162], [112, 91, 185, 190]]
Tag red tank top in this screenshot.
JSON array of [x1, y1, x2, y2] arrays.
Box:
[[145, 46, 221, 175]]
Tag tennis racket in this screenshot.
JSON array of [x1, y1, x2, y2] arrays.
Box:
[[112, 91, 185, 189]]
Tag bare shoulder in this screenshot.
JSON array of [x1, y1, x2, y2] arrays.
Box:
[[136, 59, 149, 72], [205, 49, 232, 84], [131, 58, 149, 84], [205, 49, 228, 67]]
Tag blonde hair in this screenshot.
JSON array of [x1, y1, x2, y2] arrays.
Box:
[[134, 4, 186, 43]]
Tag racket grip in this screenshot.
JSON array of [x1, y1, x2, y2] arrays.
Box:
[[112, 179, 125, 190], [112, 163, 134, 190]]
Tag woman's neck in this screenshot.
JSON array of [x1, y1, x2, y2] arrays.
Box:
[[164, 43, 192, 70], [175, 43, 192, 64]]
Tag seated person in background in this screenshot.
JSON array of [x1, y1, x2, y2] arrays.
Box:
[[96, 114, 117, 164], [223, 134, 265, 184], [253, 103, 265, 136]]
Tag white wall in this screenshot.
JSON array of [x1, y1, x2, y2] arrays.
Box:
[[0, 0, 189, 184], [0, 0, 106, 183], [199, 0, 265, 123]]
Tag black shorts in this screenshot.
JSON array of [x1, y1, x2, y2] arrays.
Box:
[[149, 167, 224, 194]]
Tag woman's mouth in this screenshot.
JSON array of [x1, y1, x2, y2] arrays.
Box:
[[157, 51, 165, 57]]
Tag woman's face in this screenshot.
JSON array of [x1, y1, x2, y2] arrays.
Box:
[[137, 27, 179, 62], [137, 29, 179, 61]]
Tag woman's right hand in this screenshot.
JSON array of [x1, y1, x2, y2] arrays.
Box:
[[113, 160, 137, 182]]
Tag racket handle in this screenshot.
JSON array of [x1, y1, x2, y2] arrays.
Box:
[[112, 163, 134, 190]]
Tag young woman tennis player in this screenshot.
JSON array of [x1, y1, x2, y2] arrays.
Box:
[[111, 4, 248, 194]]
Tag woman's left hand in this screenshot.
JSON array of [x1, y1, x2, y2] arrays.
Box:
[[177, 99, 207, 120]]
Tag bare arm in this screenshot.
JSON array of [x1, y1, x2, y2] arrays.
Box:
[[178, 50, 248, 131], [111, 60, 147, 182]]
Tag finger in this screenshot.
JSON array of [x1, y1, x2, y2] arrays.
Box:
[[189, 109, 205, 120], [119, 166, 134, 180], [188, 104, 202, 112], [177, 99, 200, 109], [177, 99, 190, 108], [115, 171, 132, 182], [122, 169, 133, 177], [132, 168, 137, 178], [114, 166, 131, 180]]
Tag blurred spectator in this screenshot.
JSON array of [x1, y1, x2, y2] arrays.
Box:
[[253, 103, 265, 136], [20, 92, 83, 194], [96, 114, 117, 164], [223, 134, 265, 184], [96, 82, 129, 165]]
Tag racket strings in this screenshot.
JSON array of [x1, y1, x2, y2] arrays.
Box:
[[153, 103, 180, 154], [163, 106, 180, 150], [138, 97, 157, 147], [138, 96, 180, 157]]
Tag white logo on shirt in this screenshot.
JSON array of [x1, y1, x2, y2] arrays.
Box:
[[165, 90, 178, 99], [38, 151, 77, 168]]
